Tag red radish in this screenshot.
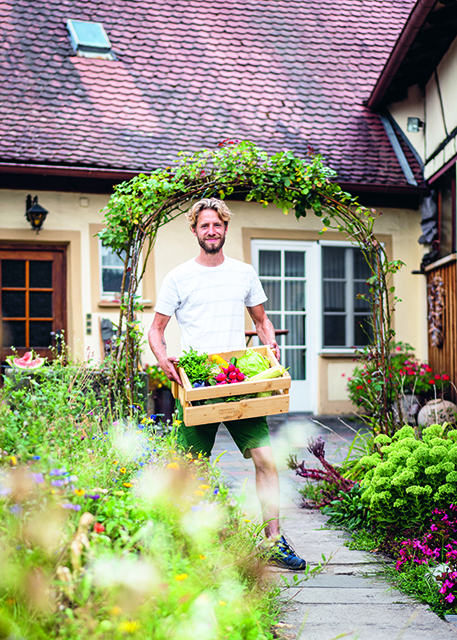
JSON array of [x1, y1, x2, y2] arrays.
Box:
[[228, 371, 237, 380], [228, 363, 236, 372], [237, 373, 245, 381], [217, 380, 227, 385], [234, 368, 241, 374], [215, 372, 226, 382]]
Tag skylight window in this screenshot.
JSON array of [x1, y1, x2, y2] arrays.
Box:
[[66, 19, 115, 60]]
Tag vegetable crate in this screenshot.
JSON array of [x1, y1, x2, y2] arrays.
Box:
[[171, 346, 291, 426]]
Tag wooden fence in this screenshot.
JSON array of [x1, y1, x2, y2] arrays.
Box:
[[426, 256, 456, 402]]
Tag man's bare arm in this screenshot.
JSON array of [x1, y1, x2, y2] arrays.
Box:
[[148, 312, 182, 385], [247, 304, 280, 361]]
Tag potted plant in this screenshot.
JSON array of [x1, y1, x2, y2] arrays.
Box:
[[143, 363, 174, 423]]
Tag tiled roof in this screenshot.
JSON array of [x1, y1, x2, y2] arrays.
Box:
[[0, 0, 423, 187]]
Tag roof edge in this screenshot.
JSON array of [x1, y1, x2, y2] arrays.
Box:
[[367, 0, 438, 110], [0, 162, 142, 180]]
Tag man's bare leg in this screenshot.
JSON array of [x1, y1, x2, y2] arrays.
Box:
[[249, 445, 280, 538]]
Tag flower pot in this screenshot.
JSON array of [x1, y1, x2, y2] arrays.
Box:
[[394, 394, 421, 425], [153, 386, 175, 423], [417, 399, 457, 427]]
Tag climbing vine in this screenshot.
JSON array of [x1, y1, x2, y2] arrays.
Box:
[[99, 140, 403, 433]]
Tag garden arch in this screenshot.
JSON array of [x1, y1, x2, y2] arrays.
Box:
[[99, 141, 403, 432]]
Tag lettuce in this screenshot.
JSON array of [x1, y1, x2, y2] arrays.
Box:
[[237, 349, 270, 378]]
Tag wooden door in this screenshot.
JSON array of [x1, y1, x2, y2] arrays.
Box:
[[0, 244, 67, 362]]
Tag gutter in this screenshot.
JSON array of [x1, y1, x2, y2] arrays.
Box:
[[367, 0, 438, 110], [0, 162, 142, 180]]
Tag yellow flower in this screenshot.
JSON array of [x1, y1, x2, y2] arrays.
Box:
[[110, 606, 122, 616], [243, 518, 251, 523], [6, 598, 15, 606], [194, 490, 204, 497], [198, 453, 203, 459], [120, 468, 127, 474], [123, 482, 132, 488], [10, 456, 17, 466], [322, 227, 328, 232], [186, 453, 193, 459], [198, 485, 210, 490], [167, 462, 180, 470], [74, 489, 85, 497], [199, 554, 206, 560], [174, 420, 183, 426], [113, 460, 118, 465], [219, 601, 227, 606], [175, 573, 188, 581], [118, 620, 140, 633], [51, 489, 56, 494]]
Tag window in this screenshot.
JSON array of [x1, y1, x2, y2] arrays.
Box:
[[66, 19, 115, 60], [322, 246, 372, 348], [99, 243, 142, 301], [437, 171, 456, 259], [0, 246, 66, 361]]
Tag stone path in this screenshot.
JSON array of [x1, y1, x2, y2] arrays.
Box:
[[210, 415, 457, 640]]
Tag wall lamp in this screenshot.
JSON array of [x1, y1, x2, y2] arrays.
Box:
[[407, 117, 424, 133], [25, 195, 48, 233]]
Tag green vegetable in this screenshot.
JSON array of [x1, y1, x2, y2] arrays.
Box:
[[237, 349, 270, 378], [178, 348, 212, 385], [248, 365, 286, 381], [230, 357, 237, 366]]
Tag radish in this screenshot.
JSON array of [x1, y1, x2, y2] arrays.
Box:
[[228, 371, 237, 380], [228, 364, 236, 372], [215, 372, 226, 382], [237, 373, 245, 381]]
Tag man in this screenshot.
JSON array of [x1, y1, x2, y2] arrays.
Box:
[[148, 197, 306, 570]]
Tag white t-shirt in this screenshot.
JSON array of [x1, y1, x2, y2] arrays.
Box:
[[154, 256, 267, 354]]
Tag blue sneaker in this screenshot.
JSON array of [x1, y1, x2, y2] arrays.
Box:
[[269, 535, 307, 570]]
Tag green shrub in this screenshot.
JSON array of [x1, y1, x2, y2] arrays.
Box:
[[358, 424, 457, 528], [322, 484, 371, 531]]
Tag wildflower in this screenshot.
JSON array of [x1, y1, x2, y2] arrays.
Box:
[[120, 468, 127, 474], [88, 494, 100, 500], [62, 503, 81, 511], [243, 518, 251, 523], [175, 574, 188, 581], [74, 489, 85, 497], [10, 505, 21, 515], [199, 554, 206, 559], [445, 593, 455, 604], [113, 460, 118, 465], [10, 456, 17, 466], [31, 455, 41, 461], [198, 484, 210, 490], [50, 468, 66, 476], [52, 480, 65, 487], [123, 482, 132, 488], [31, 473, 44, 483], [94, 522, 105, 533], [167, 463, 180, 470], [219, 601, 227, 606], [174, 420, 182, 426], [110, 606, 122, 616], [118, 620, 140, 633], [194, 490, 204, 496], [322, 227, 328, 232]]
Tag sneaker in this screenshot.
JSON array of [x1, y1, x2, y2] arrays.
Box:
[[269, 535, 307, 570]]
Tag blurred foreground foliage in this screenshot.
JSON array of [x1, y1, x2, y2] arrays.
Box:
[[0, 359, 278, 640]]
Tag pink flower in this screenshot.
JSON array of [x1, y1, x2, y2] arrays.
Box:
[[445, 593, 455, 604]]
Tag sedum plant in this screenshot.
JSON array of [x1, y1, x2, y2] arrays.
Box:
[[358, 425, 457, 528]]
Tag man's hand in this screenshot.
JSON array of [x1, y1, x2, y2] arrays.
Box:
[[159, 356, 182, 386], [268, 340, 280, 361], [149, 313, 182, 386]]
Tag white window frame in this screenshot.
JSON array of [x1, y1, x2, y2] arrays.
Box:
[[99, 241, 143, 301], [319, 240, 376, 353]]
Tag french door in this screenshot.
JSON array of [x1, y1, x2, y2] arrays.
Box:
[[0, 245, 67, 363], [251, 240, 318, 412]]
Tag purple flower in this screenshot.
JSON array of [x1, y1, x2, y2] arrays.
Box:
[[51, 480, 65, 487], [49, 468, 67, 477], [213, 488, 219, 495], [61, 503, 81, 511], [445, 593, 455, 604], [31, 473, 44, 484], [87, 494, 100, 500], [32, 455, 41, 461], [9, 505, 21, 515], [0, 486, 12, 496]]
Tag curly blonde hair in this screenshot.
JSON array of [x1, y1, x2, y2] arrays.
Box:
[[185, 198, 233, 228]]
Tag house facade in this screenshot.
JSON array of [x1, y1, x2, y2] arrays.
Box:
[[0, 0, 429, 413], [368, 0, 457, 401]]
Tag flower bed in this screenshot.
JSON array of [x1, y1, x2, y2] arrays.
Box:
[[0, 360, 278, 639]]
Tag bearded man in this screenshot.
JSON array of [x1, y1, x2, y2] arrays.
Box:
[[148, 197, 306, 570]]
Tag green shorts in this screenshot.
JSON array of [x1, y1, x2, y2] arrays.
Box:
[[175, 400, 271, 459]]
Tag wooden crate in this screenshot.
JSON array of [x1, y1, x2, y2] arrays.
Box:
[[171, 345, 291, 426]]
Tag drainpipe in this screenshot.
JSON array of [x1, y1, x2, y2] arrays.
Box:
[[367, 0, 438, 110]]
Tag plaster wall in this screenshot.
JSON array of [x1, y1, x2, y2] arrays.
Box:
[[0, 190, 425, 413], [388, 84, 425, 161]]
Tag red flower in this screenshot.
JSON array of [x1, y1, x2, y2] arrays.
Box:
[[429, 380, 436, 385], [443, 374, 450, 381], [425, 366, 433, 373], [367, 379, 372, 383], [356, 385, 364, 390], [94, 523, 105, 533], [435, 374, 441, 380], [399, 370, 405, 375]]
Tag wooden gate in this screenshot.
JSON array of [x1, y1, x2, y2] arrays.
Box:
[[425, 256, 456, 402]]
